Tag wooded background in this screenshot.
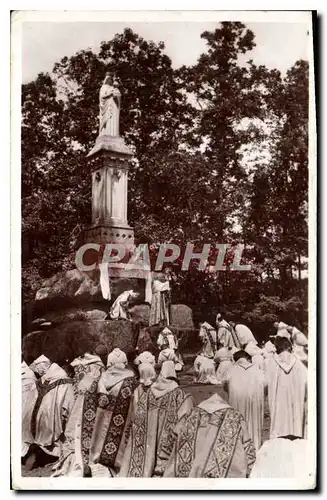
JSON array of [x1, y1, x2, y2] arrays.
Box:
[[22, 23, 309, 338]]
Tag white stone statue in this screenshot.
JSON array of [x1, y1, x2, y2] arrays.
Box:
[[99, 73, 121, 137]]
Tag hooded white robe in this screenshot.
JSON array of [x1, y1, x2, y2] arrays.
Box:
[[109, 290, 136, 320], [262, 340, 276, 359], [134, 351, 156, 366], [275, 321, 291, 340], [262, 340, 277, 371], [291, 327, 308, 347], [157, 346, 184, 372], [157, 327, 177, 350], [194, 355, 219, 385], [137, 362, 156, 388], [30, 363, 74, 457], [291, 327, 308, 364], [226, 358, 266, 451], [21, 362, 38, 457], [235, 324, 257, 347], [265, 351, 307, 439], [109, 290, 136, 321], [214, 347, 234, 383], [245, 342, 265, 371]]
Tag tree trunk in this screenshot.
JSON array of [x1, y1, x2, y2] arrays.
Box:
[[298, 254, 302, 281]]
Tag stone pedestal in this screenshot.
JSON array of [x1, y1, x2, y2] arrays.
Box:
[[83, 135, 134, 247]]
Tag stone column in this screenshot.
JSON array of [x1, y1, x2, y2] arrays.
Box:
[[83, 135, 134, 246]]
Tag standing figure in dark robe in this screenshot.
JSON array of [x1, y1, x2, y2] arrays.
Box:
[[149, 271, 172, 327]]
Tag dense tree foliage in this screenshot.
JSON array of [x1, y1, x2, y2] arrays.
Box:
[[21, 24, 310, 338]]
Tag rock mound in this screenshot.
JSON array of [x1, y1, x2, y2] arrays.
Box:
[[33, 269, 144, 315], [23, 269, 196, 362], [22, 319, 137, 366]]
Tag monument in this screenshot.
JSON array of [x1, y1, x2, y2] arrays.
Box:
[[24, 72, 194, 365], [83, 72, 134, 248]]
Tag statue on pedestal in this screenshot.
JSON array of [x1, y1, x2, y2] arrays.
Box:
[[99, 73, 121, 137]]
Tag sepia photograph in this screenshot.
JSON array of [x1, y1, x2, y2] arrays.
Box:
[[11, 9, 316, 490]]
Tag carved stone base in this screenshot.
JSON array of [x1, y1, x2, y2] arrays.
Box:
[[83, 224, 135, 246], [87, 135, 133, 159]]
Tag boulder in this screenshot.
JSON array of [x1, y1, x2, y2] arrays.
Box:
[[171, 304, 194, 330], [33, 269, 145, 315], [37, 307, 109, 326], [129, 304, 150, 325], [85, 309, 109, 321], [25, 304, 151, 334], [34, 269, 102, 310], [22, 319, 137, 366]]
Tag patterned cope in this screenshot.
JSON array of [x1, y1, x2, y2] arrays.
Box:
[[80, 379, 100, 464], [173, 407, 256, 478], [30, 378, 73, 438], [128, 387, 192, 477], [72, 364, 91, 398], [59, 362, 103, 466], [81, 377, 138, 467]]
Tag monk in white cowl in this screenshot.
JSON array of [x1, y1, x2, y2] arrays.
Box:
[[133, 351, 157, 404], [265, 337, 307, 439], [224, 350, 266, 451], [214, 346, 234, 383], [21, 360, 38, 458], [27, 355, 74, 459]]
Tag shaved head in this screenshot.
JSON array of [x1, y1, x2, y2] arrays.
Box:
[[274, 336, 292, 354]]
